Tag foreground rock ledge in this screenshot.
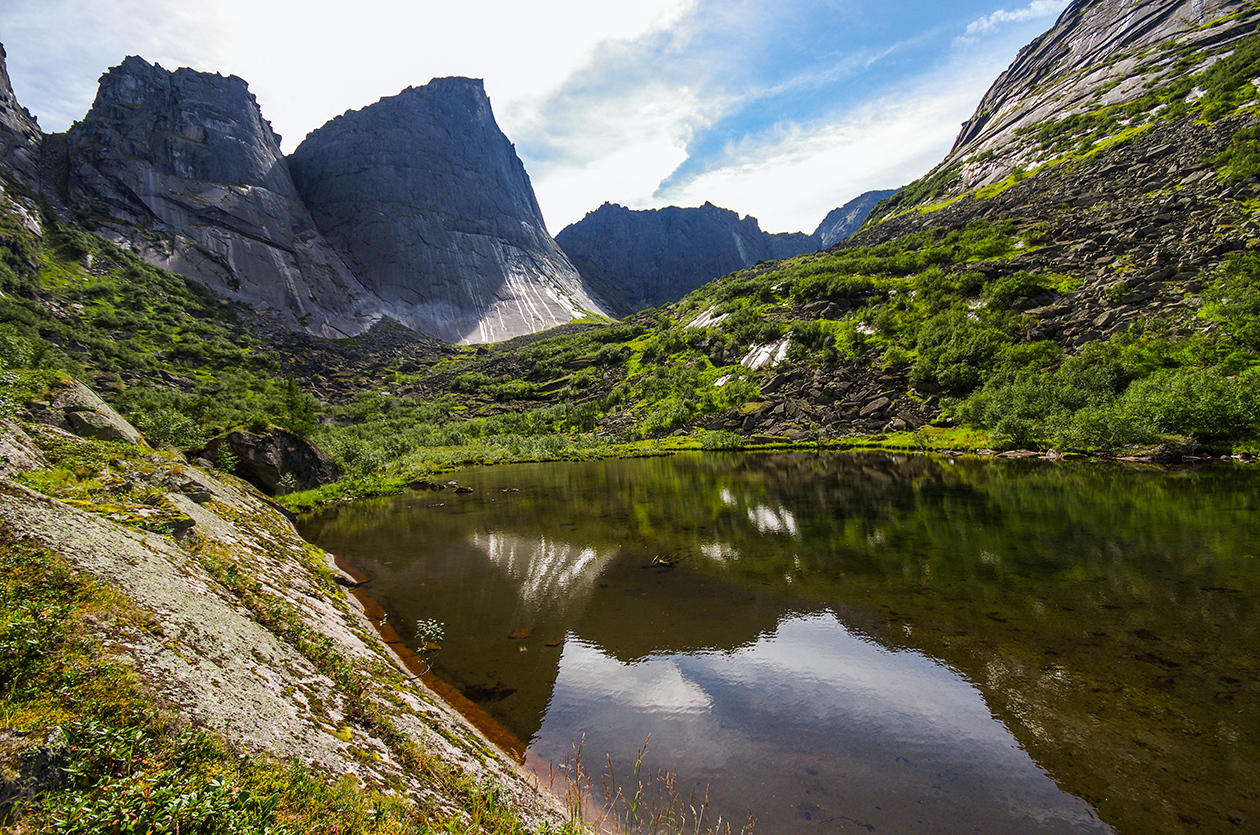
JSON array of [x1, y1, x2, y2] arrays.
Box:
[[0, 463, 570, 829]]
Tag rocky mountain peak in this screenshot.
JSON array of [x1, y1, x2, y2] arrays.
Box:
[[0, 43, 41, 186], [288, 76, 605, 344], [64, 55, 380, 338], [814, 189, 900, 247], [947, 0, 1252, 175], [76, 55, 286, 191], [555, 202, 819, 316]]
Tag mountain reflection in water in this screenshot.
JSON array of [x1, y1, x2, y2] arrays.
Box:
[[299, 452, 1260, 834]]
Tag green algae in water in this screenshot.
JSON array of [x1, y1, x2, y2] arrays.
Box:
[[300, 452, 1260, 834]]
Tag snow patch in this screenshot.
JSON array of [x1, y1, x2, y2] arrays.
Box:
[[688, 308, 730, 329], [740, 338, 790, 370]]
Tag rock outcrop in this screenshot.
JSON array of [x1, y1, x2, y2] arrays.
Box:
[[61, 57, 381, 339], [813, 189, 900, 247], [0, 461, 568, 829], [0, 44, 40, 186], [201, 427, 340, 495], [4, 48, 608, 345], [946, 0, 1254, 185], [555, 201, 819, 316], [289, 78, 607, 344]]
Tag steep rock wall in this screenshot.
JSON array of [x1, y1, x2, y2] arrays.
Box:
[[0, 44, 40, 187], [814, 189, 900, 247], [946, 0, 1257, 182], [62, 57, 382, 338], [289, 78, 607, 344]]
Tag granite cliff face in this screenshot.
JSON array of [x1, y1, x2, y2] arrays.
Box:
[[945, 0, 1254, 189], [0, 45, 40, 187], [62, 57, 382, 338], [813, 189, 900, 247], [288, 78, 606, 344], [555, 201, 819, 316]]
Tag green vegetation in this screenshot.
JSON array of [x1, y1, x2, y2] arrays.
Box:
[[0, 527, 586, 834], [2, 27, 1260, 501], [4, 19, 1260, 829], [0, 530, 397, 834]]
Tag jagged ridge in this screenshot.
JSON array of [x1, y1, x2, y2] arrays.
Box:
[[555, 201, 819, 317]]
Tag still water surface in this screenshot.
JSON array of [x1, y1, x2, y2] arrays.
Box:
[[299, 452, 1260, 834]]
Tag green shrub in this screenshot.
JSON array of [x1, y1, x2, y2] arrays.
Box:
[[1215, 124, 1260, 181], [450, 372, 493, 394], [1202, 252, 1260, 350], [912, 312, 1010, 394], [1111, 366, 1258, 442]]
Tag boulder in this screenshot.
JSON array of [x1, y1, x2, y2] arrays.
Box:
[[200, 428, 339, 495], [0, 420, 49, 478], [0, 726, 68, 816], [44, 379, 145, 445]]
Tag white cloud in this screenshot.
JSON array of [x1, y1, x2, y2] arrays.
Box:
[[518, 78, 729, 229], [643, 42, 1017, 233], [1, 0, 1069, 239], [0, 0, 228, 131], [964, 0, 1068, 37], [0, 0, 693, 147]]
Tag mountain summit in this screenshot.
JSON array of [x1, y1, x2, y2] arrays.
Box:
[[3, 53, 604, 344], [62, 56, 380, 338], [289, 78, 606, 344], [555, 201, 819, 316]]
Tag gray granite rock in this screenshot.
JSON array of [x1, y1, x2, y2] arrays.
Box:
[[289, 77, 607, 344], [949, 0, 1251, 175], [49, 379, 145, 446], [0, 44, 40, 186], [200, 428, 339, 495], [814, 189, 900, 248], [555, 201, 819, 316], [64, 56, 383, 338]]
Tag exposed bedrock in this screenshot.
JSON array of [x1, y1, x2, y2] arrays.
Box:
[[63, 56, 381, 338], [289, 77, 607, 344], [556, 201, 819, 317]]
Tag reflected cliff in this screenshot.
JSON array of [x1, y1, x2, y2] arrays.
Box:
[[300, 452, 1260, 834]]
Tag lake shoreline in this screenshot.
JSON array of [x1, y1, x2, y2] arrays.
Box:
[[281, 436, 1257, 514], [331, 552, 534, 763]]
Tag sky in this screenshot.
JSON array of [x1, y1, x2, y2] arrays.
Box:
[[0, 0, 1069, 234]]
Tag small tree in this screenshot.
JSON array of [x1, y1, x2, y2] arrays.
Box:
[[414, 618, 445, 674]]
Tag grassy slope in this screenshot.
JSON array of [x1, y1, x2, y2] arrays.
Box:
[[1, 12, 1259, 833], [1, 17, 1259, 504]]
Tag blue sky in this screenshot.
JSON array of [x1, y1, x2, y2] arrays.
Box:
[[0, 0, 1067, 233]]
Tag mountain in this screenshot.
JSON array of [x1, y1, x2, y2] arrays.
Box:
[[1, 51, 603, 344], [813, 188, 900, 247], [0, 44, 39, 186], [927, 0, 1254, 198], [554, 201, 819, 316], [288, 78, 605, 344], [59, 56, 382, 339]]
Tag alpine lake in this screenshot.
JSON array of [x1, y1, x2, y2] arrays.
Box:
[[297, 452, 1260, 835]]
